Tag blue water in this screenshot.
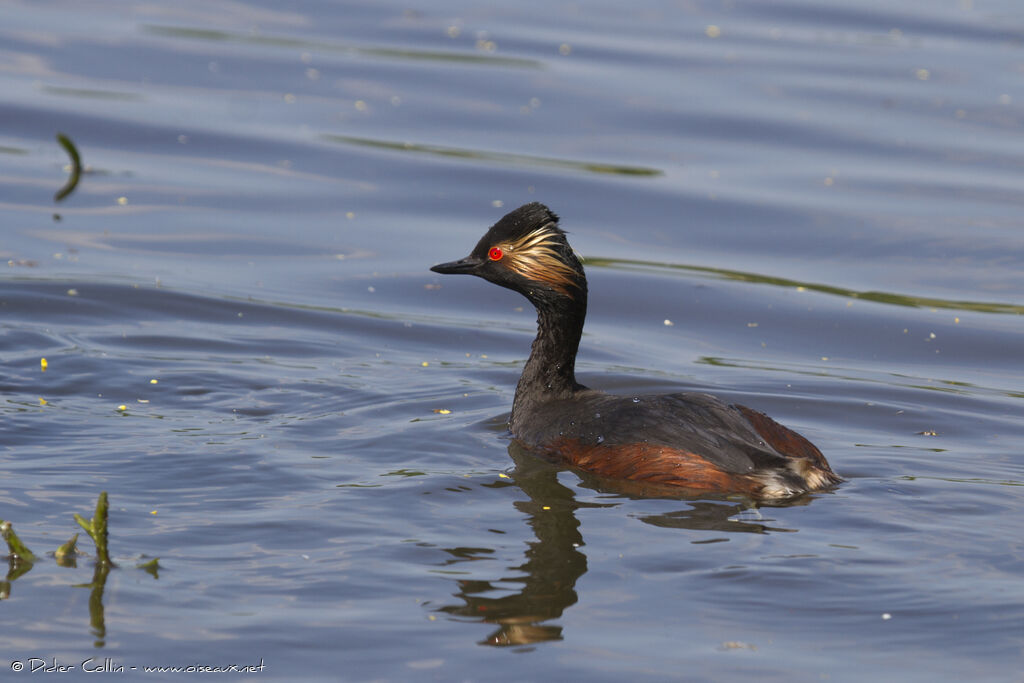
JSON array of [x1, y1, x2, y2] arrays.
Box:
[[2, 1, 1022, 680]]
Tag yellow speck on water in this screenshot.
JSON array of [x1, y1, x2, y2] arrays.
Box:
[[421, 361, 429, 367], [346, 211, 355, 220], [433, 408, 451, 415], [914, 68, 930, 80], [150, 510, 158, 515], [117, 196, 128, 205], [542, 506, 551, 510], [480, 354, 488, 359], [821, 356, 829, 361], [117, 404, 127, 411], [150, 378, 158, 384], [954, 317, 960, 324], [39, 397, 47, 406], [663, 319, 674, 327], [40, 357, 48, 371], [796, 286, 806, 292], [498, 473, 510, 479], [705, 25, 721, 38]]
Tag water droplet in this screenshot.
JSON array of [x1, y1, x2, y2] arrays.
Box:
[[596, 435, 605, 444]]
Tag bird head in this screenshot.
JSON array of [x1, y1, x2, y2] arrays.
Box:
[[431, 203, 585, 306]]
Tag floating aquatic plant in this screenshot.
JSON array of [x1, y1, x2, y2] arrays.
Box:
[[55, 533, 80, 567], [3, 492, 158, 582], [74, 491, 113, 566], [136, 557, 161, 578], [54, 132, 82, 202], [1, 520, 38, 564]]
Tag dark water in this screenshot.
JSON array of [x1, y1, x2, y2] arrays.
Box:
[[2, 0, 1023, 680]]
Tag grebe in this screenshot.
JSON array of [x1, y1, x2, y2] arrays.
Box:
[[431, 203, 839, 499]]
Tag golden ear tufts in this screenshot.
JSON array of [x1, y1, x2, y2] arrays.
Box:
[[503, 223, 581, 298]]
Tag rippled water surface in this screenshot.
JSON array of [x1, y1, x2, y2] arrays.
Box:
[[2, 1, 1023, 680]]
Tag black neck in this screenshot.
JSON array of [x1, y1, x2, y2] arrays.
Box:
[[510, 291, 588, 428]]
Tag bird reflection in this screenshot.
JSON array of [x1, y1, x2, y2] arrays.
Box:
[[434, 444, 591, 647], [433, 442, 820, 647]]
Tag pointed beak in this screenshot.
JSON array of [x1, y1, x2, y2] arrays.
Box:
[[430, 256, 482, 275]]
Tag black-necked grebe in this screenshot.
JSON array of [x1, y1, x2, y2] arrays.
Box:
[[431, 203, 840, 499]]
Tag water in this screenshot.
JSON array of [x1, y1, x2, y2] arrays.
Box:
[[2, 0, 1023, 680]]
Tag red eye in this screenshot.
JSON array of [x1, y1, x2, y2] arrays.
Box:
[[488, 247, 504, 261]]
